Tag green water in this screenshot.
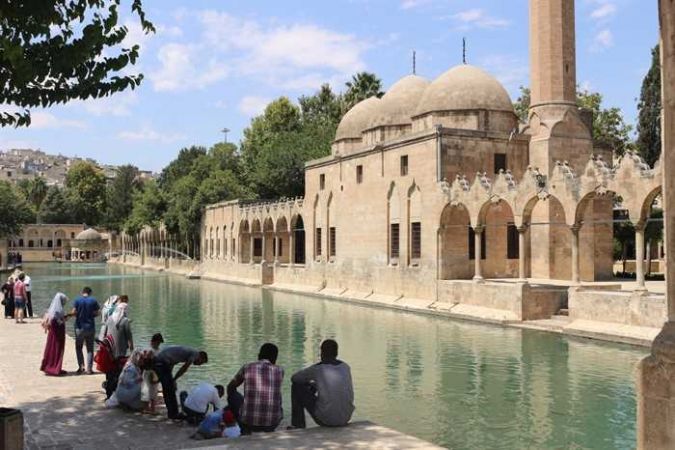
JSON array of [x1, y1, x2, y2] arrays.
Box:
[[27, 263, 644, 449]]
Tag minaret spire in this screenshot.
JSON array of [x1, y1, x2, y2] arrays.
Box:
[[412, 50, 416, 75], [462, 37, 467, 64]]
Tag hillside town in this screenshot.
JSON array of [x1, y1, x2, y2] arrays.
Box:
[[0, 148, 155, 186]]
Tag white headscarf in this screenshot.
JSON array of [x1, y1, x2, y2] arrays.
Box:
[[111, 302, 128, 327], [101, 295, 120, 322], [45, 292, 68, 323]]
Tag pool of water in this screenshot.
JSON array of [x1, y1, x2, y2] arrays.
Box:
[[25, 262, 645, 449]]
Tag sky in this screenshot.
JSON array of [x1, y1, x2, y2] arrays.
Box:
[[0, 0, 660, 172]]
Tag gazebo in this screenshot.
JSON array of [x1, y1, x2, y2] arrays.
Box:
[[68, 228, 106, 262]]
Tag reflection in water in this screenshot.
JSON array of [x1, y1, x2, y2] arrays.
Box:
[[27, 263, 644, 449]]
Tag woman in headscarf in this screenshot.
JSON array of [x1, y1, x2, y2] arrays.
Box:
[[2, 276, 14, 319], [40, 292, 69, 376], [98, 295, 119, 340], [115, 348, 154, 411], [103, 295, 133, 399]]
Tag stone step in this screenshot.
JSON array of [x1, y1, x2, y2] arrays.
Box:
[[557, 308, 569, 316], [551, 314, 571, 323]]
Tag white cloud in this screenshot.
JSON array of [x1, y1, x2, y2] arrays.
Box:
[[118, 126, 186, 144], [400, 0, 433, 10], [30, 111, 86, 129], [591, 29, 614, 52], [150, 43, 229, 92], [82, 91, 138, 117], [238, 96, 271, 117], [149, 11, 368, 93], [451, 9, 510, 30], [590, 3, 617, 20]]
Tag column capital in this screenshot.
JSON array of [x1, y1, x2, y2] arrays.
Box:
[[473, 224, 485, 233], [517, 224, 529, 233]]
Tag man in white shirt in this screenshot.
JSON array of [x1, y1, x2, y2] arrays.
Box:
[[23, 273, 32, 318], [180, 382, 225, 425]]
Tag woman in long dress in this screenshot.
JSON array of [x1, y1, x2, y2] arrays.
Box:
[[40, 293, 69, 376], [2, 277, 14, 319], [115, 349, 154, 411]]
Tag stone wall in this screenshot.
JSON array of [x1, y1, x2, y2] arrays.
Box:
[[568, 288, 666, 328]]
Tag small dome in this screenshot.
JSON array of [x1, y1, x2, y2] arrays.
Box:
[[75, 228, 102, 241], [368, 75, 430, 129], [414, 65, 514, 117], [335, 96, 381, 141]]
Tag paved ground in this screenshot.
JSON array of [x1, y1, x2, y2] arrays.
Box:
[[0, 316, 442, 450]]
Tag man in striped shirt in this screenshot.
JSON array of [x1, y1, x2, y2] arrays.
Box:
[[227, 343, 284, 434]]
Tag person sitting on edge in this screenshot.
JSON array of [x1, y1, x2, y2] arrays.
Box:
[[192, 409, 241, 440], [227, 343, 284, 434], [289, 339, 355, 429], [179, 382, 225, 425], [150, 333, 164, 354], [66, 287, 100, 374], [153, 345, 208, 420]]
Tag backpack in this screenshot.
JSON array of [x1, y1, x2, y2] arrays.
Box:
[[94, 335, 116, 373]]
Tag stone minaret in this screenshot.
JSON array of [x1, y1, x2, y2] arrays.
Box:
[[526, 0, 593, 175], [529, 0, 577, 108], [526, 0, 612, 282]]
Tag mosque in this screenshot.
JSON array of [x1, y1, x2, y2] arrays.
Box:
[[119, 0, 663, 341]]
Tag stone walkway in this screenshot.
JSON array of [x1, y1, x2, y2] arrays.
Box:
[[0, 316, 441, 450]]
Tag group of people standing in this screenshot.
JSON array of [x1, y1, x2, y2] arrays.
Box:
[[2, 270, 33, 323], [38, 285, 355, 440]]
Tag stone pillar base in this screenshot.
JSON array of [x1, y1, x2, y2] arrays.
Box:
[[638, 322, 675, 449]]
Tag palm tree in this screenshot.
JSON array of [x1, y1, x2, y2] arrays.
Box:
[[28, 176, 48, 210], [344, 72, 384, 109]]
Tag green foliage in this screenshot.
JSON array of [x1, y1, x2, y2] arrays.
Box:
[[38, 186, 72, 224], [636, 44, 662, 167], [158, 146, 207, 191], [240, 85, 346, 198], [0, 181, 35, 236], [344, 72, 384, 109], [65, 161, 107, 225], [16, 176, 48, 213], [104, 164, 139, 232], [613, 219, 635, 268], [125, 179, 165, 234], [0, 0, 154, 127], [513, 86, 634, 157]]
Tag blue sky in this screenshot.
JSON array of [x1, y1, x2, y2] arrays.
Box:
[[0, 0, 659, 172]]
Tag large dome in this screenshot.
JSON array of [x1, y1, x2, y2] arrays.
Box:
[[414, 65, 514, 117], [334, 96, 381, 141], [367, 75, 430, 129], [75, 228, 102, 241]]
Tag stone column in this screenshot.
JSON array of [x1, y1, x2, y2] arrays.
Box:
[[635, 224, 647, 291], [289, 231, 295, 267], [570, 225, 580, 284], [473, 225, 484, 282], [518, 225, 528, 281], [638, 3, 675, 449], [261, 234, 267, 264], [273, 235, 280, 265]]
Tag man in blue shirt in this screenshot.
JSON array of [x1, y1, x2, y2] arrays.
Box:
[[67, 287, 100, 374]]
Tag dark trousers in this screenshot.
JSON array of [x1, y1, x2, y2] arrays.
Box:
[[155, 362, 179, 419], [179, 391, 205, 425], [105, 360, 124, 399], [227, 390, 278, 434], [24, 291, 32, 317], [291, 382, 322, 428]]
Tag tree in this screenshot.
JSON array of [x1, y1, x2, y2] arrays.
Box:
[[105, 164, 139, 232], [636, 44, 662, 167], [65, 161, 107, 224], [17, 176, 48, 212], [0, 0, 154, 127], [158, 146, 207, 191], [344, 72, 384, 109], [514, 86, 634, 157], [38, 186, 72, 224], [125, 179, 166, 234], [299, 84, 345, 125], [0, 181, 35, 236]]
